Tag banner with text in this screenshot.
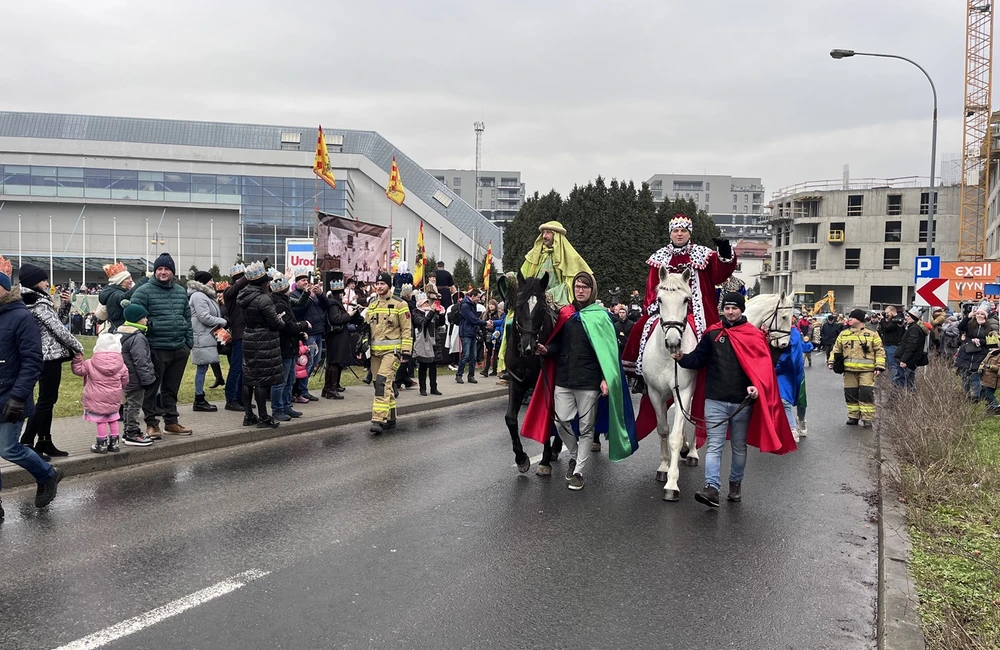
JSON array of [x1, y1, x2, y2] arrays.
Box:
[[285, 238, 315, 274], [315, 212, 391, 283], [941, 261, 1000, 302]]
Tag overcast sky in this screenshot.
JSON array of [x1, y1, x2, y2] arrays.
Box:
[[3, 0, 978, 199]]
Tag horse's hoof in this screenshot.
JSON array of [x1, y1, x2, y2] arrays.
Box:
[[655, 470, 668, 483], [516, 456, 530, 474], [685, 457, 699, 467], [679, 446, 690, 459], [663, 489, 680, 502], [535, 465, 552, 477]]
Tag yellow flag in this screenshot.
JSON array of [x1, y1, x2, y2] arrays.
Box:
[[414, 221, 427, 286], [482, 241, 493, 291], [386, 157, 406, 206], [313, 126, 337, 190]]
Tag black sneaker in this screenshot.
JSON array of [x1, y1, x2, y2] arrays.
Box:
[[225, 402, 243, 412], [123, 433, 154, 447], [695, 485, 721, 508], [846, 418, 860, 426], [305, 394, 319, 402], [243, 414, 260, 427], [256, 416, 280, 429], [35, 467, 64, 508], [419, 389, 428, 396], [430, 388, 442, 395], [467, 375, 478, 384], [565, 458, 577, 480], [728, 481, 742, 502], [567, 474, 584, 491]]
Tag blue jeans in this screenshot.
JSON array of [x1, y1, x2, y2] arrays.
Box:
[[703, 398, 753, 490], [271, 358, 295, 414], [781, 398, 796, 432], [455, 336, 477, 377], [296, 334, 322, 395], [1, 420, 55, 490], [194, 364, 208, 395], [884, 345, 899, 384], [225, 340, 243, 403]]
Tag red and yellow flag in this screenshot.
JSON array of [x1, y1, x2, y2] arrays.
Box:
[[313, 126, 337, 190], [482, 241, 493, 291], [413, 221, 427, 286], [386, 157, 406, 206]]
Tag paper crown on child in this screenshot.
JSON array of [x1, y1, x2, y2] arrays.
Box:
[[102, 261, 130, 285], [215, 280, 230, 292], [330, 279, 345, 291], [269, 274, 290, 293], [230, 262, 247, 277], [244, 261, 267, 281], [0, 255, 12, 280]]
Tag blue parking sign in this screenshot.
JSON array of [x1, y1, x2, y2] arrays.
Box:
[[914, 256, 940, 283]]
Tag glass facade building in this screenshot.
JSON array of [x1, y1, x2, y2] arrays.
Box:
[[0, 164, 352, 262]]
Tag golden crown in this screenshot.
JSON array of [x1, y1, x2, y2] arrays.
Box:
[[103, 261, 127, 278], [0, 255, 11, 279]]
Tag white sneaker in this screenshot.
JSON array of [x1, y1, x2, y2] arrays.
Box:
[[792, 428, 800, 443], [797, 419, 808, 437], [448, 364, 458, 372]]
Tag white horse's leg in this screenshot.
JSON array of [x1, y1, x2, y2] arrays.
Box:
[[662, 395, 685, 501], [650, 387, 671, 482]]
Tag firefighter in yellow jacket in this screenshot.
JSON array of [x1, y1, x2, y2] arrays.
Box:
[[365, 272, 413, 434], [828, 308, 885, 427]]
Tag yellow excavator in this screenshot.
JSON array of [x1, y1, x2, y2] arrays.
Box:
[[809, 290, 836, 316]]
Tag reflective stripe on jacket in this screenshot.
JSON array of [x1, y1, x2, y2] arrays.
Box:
[[829, 327, 885, 373], [365, 295, 413, 355]]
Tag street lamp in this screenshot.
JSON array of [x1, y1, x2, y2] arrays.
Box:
[[151, 231, 166, 257], [829, 48, 938, 256]]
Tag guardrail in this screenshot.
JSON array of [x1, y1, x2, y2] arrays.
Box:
[[772, 176, 930, 201]]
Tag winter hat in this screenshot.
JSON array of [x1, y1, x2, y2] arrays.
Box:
[[194, 271, 213, 284], [103, 261, 131, 286], [270, 274, 290, 293], [376, 271, 392, 286], [849, 308, 867, 322], [230, 262, 246, 278], [669, 215, 694, 232], [153, 252, 176, 275], [94, 332, 122, 354], [18, 263, 48, 289], [906, 306, 922, 322], [244, 260, 267, 282], [572, 271, 597, 309], [721, 292, 745, 311], [123, 303, 148, 323]]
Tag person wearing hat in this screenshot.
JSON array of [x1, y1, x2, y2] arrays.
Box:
[[290, 268, 329, 403], [828, 309, 885, 427], [322, 279, 357, 399], [187, 270, 227, 413], [411, 291, 443, 396], [820, 312, 842, 353], [118, 303, 156, 446], [98, 261, 136, 333], [671, 291, 795, 507], [520, 220, 592, 310], [17, 262, 85, 458], [236, 261, 288, 428], [0, 255, 64, 517], [269, 272, 311, 421], [129, 252, 195, 437], [877, 306, 905, 382], [895, 307, 931, 390], [622, 214, 738, 390], [223, 262, 249, 410], [955, 304, 998, 401], [363, 272, 412, 434]]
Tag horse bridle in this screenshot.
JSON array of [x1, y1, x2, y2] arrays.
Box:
[[763, 302, 795, 340]]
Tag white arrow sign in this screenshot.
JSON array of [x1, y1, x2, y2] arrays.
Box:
[[914, 277, 949, 308]]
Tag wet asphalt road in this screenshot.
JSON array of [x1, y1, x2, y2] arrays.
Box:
[[1, 363, 878, 650]]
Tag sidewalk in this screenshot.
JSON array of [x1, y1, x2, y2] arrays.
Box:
[[1, 378, 507, 488]]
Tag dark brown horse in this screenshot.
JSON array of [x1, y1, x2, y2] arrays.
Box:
[[503, 272, 562, 474]]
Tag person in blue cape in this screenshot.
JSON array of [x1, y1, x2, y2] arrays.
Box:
[[775, 324, 811, 442], [522, 272, 637, 490]]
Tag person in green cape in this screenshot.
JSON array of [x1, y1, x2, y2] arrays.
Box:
[[497, 221, 591, 378], [522, 272, 637, 490]]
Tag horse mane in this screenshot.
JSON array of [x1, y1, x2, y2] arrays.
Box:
[[657, 272, 692, 295]]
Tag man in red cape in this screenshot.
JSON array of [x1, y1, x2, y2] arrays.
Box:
[[672, 292, 796, 507]]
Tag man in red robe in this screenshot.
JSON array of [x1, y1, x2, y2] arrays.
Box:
[[622, 215, 738, 388], [672, 292, 796, 507]]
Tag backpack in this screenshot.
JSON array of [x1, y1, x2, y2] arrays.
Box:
[[447, 305, 460, 326]]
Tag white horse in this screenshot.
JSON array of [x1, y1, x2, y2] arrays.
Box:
[[641, 267, 700, 502], [744, 292, 794, 350]]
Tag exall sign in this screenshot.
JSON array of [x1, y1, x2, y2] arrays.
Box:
[[940, 261, 1000, 302], [285, 239, 315, 274]]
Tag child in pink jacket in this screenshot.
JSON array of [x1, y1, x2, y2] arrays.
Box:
[[72, 333, 130, 454]]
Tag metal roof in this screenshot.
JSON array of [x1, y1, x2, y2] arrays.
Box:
[[0, 111, 501, 257]]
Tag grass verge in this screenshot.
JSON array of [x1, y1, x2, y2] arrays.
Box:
[[880, 361, 1000, 649]]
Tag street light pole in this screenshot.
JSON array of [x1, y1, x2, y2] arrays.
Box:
[[830, 49, 938, 256]]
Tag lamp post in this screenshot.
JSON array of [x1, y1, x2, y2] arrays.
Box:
[[830, 49, 937, 256], [151, 231, 166, 260]]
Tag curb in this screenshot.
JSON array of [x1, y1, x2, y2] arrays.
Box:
[[876, 427, 927, 649], [3, 387, 507, 489]]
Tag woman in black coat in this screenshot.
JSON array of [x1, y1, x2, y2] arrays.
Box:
[[237, 273, 285, 427], [322, 288, 355, 399], [895, 309, 929, 390], [955, 308, 997, 399]]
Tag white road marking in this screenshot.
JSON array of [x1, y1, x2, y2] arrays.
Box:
[[511, 453, 543, 468], [54, 569, 270, 650]]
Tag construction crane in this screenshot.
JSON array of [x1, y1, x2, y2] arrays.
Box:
[[958, 1, 994, 261]]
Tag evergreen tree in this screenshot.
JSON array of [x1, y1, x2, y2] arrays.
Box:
[[209, 265, 222, 282], [501, 190, 561, 274], [453, 257, 473, 290]]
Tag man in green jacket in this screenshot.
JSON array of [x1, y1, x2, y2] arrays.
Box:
[[130, 253, 194, 437]]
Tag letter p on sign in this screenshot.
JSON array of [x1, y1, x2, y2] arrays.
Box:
[[914, 255, 940, 283]]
